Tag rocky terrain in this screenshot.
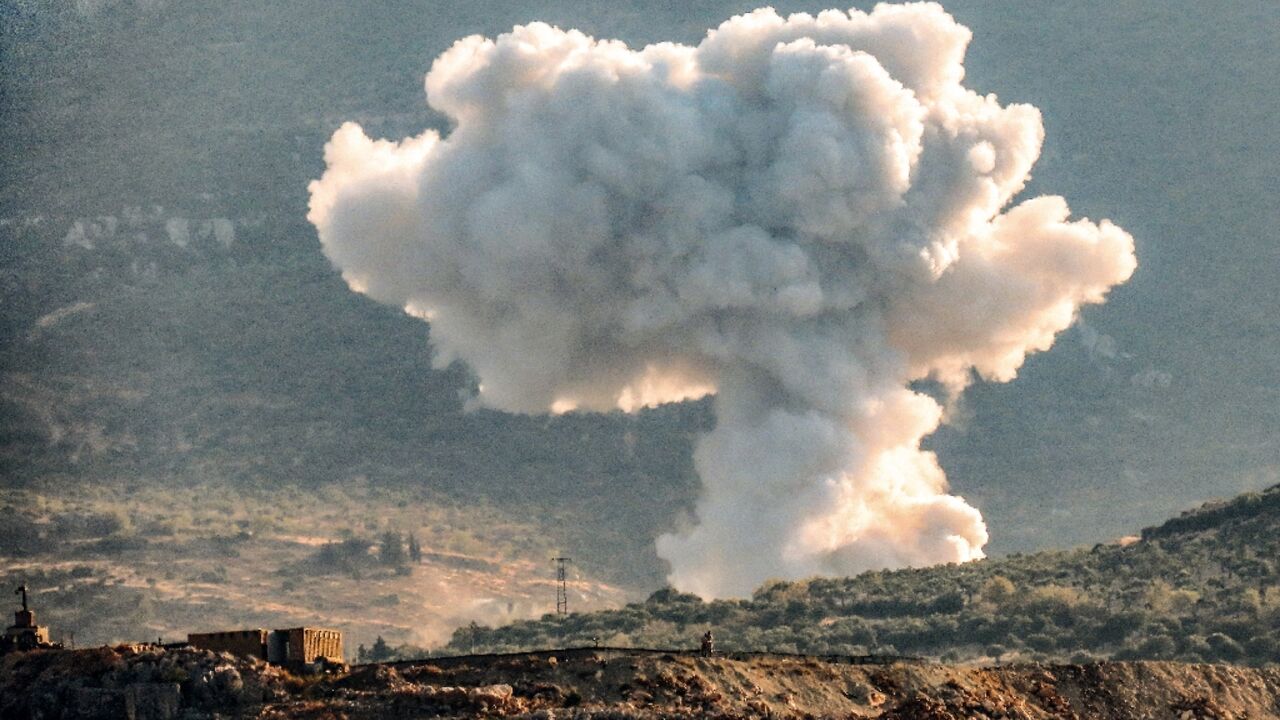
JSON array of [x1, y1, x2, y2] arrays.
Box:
[[1, 645, 288, 719], [5, 645, 1280, 719]]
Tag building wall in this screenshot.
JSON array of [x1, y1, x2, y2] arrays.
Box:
[[3, 625, 51, 647], [267, 630, 288, 664], [190, 627, 342, 665], [4, 610, 53, 651], [279, 627, 343, 663], [187, 629, 268, 659], [306, 628, 343, 662]]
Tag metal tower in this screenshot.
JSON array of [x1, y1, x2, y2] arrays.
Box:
[[553, 557, 571, 615]]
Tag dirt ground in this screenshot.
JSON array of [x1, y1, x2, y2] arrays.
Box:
[[7, 645, 1279, 719], [273, 648, 1280, 719]]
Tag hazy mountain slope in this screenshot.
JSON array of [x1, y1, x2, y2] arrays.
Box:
[[1, 0, 1277, 585], [0, 479, 640, 651], [449, 484, 1280, 666]]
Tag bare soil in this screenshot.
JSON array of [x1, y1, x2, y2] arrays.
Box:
[[8, 645, 1279, 719], [287, 648, 1280, 719]]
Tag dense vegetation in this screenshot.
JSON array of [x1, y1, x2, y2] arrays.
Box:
[[436, 485, 1280, 666]]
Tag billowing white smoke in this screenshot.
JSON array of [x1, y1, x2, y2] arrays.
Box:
[[308, 3, 1136, 598]]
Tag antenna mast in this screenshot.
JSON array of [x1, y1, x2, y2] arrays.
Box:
[[553, 557, 571, 615]]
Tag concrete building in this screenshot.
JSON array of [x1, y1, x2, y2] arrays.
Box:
[[187, 626, 344, 668], [270, 627, 343, 666]]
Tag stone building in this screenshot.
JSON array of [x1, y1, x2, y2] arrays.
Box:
[[187, 626, 344, 667], [184, 628, 268, 659], [2, 585, 60, 654], [270, 627, 343, 666]]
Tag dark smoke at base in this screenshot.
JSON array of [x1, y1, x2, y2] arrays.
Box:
[[308, 3, 1135, 598]]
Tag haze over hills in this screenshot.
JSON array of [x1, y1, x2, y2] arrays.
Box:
[[7, 483, 1280, 718], [1, 0, 1277, 600]]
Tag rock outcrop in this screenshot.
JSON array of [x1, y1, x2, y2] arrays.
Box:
[[6, 646, 1280, 719], [0, 645, 289, 719]]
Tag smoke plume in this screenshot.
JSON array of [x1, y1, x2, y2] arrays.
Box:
[[308, 3, 1136, 598]]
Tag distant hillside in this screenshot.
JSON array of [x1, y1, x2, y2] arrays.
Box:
[[1, 0, 1278, 592], [0, 0, 717, 590], [0, 479, 640, 652], [446, 485, 1280, 666]]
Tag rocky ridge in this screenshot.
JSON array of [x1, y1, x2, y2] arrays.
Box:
[[5, 646, 1280, 719], [1, 644, 290, 719]]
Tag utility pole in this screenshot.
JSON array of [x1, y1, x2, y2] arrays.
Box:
[[553, 557, 571, 616]]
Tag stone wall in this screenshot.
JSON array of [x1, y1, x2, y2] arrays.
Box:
[[186, 630, 267, 660]]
